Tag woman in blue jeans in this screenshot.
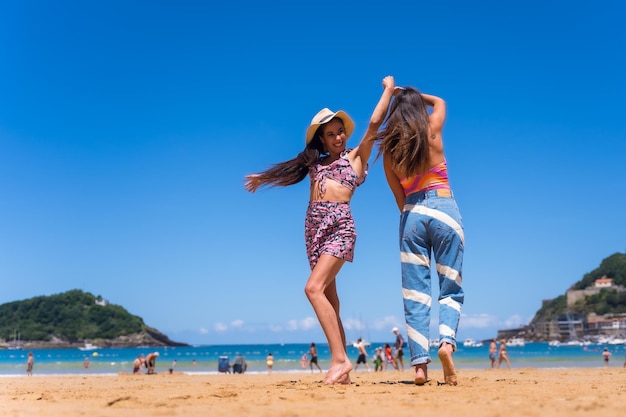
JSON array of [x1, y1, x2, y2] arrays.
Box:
[[376, 85, 464, 386]]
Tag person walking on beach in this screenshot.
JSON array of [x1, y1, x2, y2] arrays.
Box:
[[354, 338, 370, 371], [266, 353, 274, 374], [497, 340, 511, 369], [309, 342, 322, 373], [375, 83, 464, 386], [602, 348, 611, 366], [26, 352, 34, 376], [245, 76, 396, 384], [392, 327, 405, 371], [489, 339, 498, 368]]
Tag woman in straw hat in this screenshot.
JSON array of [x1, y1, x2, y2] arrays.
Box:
[[375, 84, 464, 386], [245, 76, 395, 384]]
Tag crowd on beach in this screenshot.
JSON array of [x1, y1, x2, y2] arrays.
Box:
[[17, 340, 625, 376]]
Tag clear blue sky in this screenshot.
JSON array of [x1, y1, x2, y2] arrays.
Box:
[[1, 0, 625, 346]]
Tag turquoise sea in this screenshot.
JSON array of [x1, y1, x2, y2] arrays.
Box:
[[1, 342, 624, 376]]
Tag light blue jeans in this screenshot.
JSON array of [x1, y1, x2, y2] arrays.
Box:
[[399, 189, 464, 366]]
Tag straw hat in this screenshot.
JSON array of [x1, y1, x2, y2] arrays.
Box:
[[305, 108, 355, 145]]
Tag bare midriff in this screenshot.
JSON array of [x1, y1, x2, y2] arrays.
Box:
[[310, 179, 353, 203]]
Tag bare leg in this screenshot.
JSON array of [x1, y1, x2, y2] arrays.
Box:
[[438, 342, 457, 385], [325, 280, 352, 384], [305, 255, 352, 384], [324, 276, 352, 384]]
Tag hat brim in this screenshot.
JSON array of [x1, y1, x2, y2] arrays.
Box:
[[305, 110, 355, 145]]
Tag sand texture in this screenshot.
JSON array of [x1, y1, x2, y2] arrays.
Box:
[[2, 368, 625, 417]]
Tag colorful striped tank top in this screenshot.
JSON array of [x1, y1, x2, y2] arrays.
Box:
[[400, 159, 450, 196]]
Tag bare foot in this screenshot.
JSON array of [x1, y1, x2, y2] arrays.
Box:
[[337, 373, 352, 385], [323, 361, 353, 384], [438, 343, 457, 386], [414, 364, 428, 385]]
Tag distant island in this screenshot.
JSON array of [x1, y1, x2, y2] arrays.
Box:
[[0, 289, 188, 349], [498, 252, 626, 343]]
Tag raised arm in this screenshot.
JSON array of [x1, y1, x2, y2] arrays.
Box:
[[350, 76, 396, 167], [420, 93, 446, 134]]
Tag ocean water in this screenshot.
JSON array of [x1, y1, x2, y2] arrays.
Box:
[[1, 342, 624, 376]]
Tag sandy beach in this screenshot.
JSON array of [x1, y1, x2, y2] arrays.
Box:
[[2, 367, 625, 417]]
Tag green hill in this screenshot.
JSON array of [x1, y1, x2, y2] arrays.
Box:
[[0, 289, 187, 348], [530, 252, 626, 323], [502, 252, 626, 341]]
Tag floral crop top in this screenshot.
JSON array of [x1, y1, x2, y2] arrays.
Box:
[[309, 149, 367, 198]]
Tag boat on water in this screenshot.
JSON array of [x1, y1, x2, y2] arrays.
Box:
[[505, 337, 526, 347], [7, 330, 22, 350], [78, 342, 100, 351], [463, 338, 484, 348]]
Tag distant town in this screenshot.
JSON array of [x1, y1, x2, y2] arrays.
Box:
[[497, 276, 626, 346]]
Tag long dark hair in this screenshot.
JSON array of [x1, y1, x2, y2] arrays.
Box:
[[376, 87, 430, 178], [250, 124, 330, 188]]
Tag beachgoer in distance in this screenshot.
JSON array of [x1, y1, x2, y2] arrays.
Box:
[[602, 348, 611, 367], [309, 342, 322, 373], [392, 327, 405, 371], [133, 354, 144, 374], [376, 83, 464, 386], [497, 340, 511, 369], [83, 357, 90, 369], [233, 353, 247, 374], [145, 352, 159, 374], [26, 352, 34, 376], [245, 76, 396, 384], [354, 338, 370, 371], [169, 359, 177, 374], [489, 339, 497, 368], [266, 353, 274, 374], [384, 343, 397, 371], [374, 347, 384, 371]]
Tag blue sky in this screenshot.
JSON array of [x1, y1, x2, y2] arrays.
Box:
[[1, 0, 625, 346]]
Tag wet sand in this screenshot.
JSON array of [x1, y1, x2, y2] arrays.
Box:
[[2, 367, 625, 417]]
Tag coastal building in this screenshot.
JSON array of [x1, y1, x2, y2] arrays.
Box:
[[498, 276, 626, 342], [566, 277, 624, 307], [95, 297, 109, 306], [586, 313, 626, 336]]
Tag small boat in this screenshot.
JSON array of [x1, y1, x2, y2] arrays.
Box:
[[78, 342, 100, 351], [7, 330, 22, 350], [505, 338, 526, 347], [463, 338, 484, 348]]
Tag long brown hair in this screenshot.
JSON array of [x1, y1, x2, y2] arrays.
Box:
[[376, 87, 430, 178], [249, 121, 337, 188]]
